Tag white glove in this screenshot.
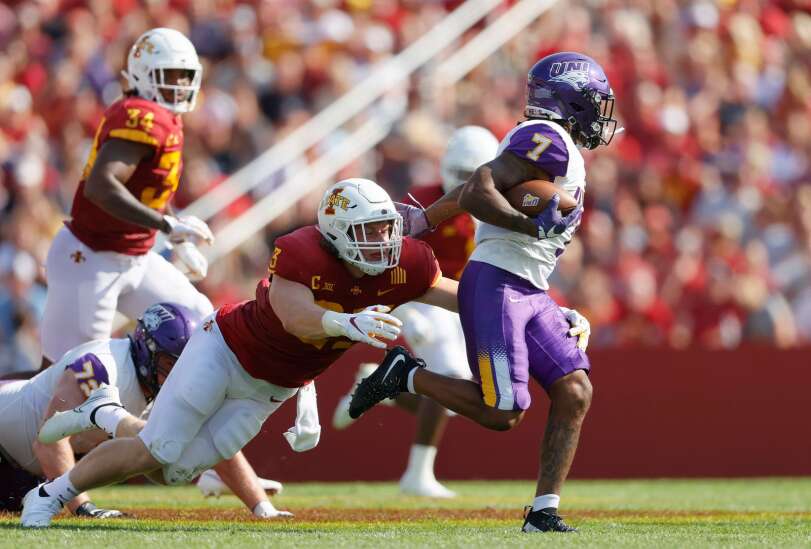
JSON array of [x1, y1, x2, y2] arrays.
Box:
[[164, 215, 215, 245], [393, 305, 434, 347], [253, 500, 294, 519], [173, 241, 208, 281], [321, 305, 402, 349], [560, 306, 591, 351]]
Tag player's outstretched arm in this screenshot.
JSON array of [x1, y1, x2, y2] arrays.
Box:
[[84, 139, 172, 232], [32, 371, 100, 513], [211, 452, 292, 518], [269, 275, 401, 348], [397, 185, 466, 237], [415, 276, 459, 313], [458, 152, 549, 237]]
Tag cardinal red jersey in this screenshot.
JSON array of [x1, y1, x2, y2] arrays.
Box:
[[67, 96, 184, 255], [404, 184, 475, 280], [216, 226, 442, 387]]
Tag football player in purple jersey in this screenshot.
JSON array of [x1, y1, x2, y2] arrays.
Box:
[[353, 52, 619, 533]]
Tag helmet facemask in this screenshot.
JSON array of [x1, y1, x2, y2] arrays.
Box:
[[572, 89, 617, 150], [338, 215, 403, 276], [148, 66, 202, 113]]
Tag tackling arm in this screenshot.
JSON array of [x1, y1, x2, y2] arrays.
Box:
[[84, 139, 172, 233], [32, 371, 96, 513], [458, 152, 550, 237], [269, 275, 402, 349], [269, 275, 335, 340]]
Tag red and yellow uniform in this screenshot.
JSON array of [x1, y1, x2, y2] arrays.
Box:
[[68, 96, 184, 255], [404, 184, 475, 280], [216, 226, 442, 387]]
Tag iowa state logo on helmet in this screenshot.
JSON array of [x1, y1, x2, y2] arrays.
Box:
[[323, 187, 351, 215]]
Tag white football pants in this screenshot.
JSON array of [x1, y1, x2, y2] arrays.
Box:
[[40, 227, 213, 362]]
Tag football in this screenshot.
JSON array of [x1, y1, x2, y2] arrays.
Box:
[[503, 179, 578, 216]]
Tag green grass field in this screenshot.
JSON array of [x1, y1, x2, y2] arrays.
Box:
[[2, 479, 810, 547]]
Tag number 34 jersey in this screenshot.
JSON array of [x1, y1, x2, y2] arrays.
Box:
[[68, 96, 184, 255], [216, 226, 442, 388]]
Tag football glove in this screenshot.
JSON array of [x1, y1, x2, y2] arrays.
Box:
[[560, 306, 591, 351], [321, 305, 402, 349], [75, 501, 124, 519], [532, 194, 583, 240], [395, 201, 431, 237], [253, 500, 294, 519], [164, 215, 215, 245], [173, 241, 208, 281]]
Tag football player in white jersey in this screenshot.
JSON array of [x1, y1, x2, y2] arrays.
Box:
[[349, 52, 617, 533], [0, 303, 285, 518]]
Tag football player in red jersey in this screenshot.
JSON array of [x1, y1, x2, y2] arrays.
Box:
[[332, 126, 499, 497], [22, 179, 460, 528], [37, 28, 214, 373], [28, 27, 278, 518]]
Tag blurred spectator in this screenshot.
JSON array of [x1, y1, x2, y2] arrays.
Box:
[[1, 1, 809, 374]]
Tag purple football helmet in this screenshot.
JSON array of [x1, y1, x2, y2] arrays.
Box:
[[525, 51, 618, 150], [129, 302, 196, 401]]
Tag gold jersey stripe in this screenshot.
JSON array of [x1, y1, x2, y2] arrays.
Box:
[[109, 128, 159, 146]]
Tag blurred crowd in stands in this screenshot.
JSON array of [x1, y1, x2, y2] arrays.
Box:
[[1, 0, 809, 372]]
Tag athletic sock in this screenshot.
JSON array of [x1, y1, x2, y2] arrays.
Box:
[[42, 472, 79, 505], [406, 368, 418, 394], [91, 405, 130, 438], [404, 444, 437, 481], [532, 493, 560, 512]]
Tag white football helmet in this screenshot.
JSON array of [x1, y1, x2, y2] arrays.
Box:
[[122, 28, 202, 114], [440, 125, 499, 193], [317, 178, 403, 276]]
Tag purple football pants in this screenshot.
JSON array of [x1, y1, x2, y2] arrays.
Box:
[[458, 261, 590, 411]]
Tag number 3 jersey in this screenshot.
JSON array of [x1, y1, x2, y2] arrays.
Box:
[[471, 119, 585, 290], [67, 96, 184, 255], [0, 339, 147, 475], [216, 226, 441, 388]]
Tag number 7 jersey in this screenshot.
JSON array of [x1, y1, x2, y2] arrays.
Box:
[[68, 96, 184, 255]]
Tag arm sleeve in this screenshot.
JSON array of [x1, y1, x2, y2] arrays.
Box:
[[104, 102, 171, 149], [503, 124, 569, 178], [64, 354, 111, 398]]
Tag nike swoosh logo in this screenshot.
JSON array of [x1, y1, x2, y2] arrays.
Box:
[[381, 354, 406, 382], [508, 296, 524, 303], [270, 396, 284, 403], [377, 288, 395, 296]]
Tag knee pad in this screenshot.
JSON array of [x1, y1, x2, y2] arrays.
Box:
[[141, 435, 183, 465], [162, 436, 221, 486]]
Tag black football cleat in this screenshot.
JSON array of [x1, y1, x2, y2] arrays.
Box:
[[348, 346, 424, 419], [522, 506, 578, 533]]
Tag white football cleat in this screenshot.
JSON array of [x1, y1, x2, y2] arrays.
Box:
[[399, 474, 457, 498], [197, 469, 283, 497], [21, 484, 63, 528], [38, 385, 123, 444], [332, 363, 382, 430]]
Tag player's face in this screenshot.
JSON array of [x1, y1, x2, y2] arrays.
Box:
[[353, 220, 393, 262], [155, 352, 178, 387], [158, 68, 195, 103]]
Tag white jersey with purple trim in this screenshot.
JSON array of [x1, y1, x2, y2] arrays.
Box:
[[0, 338, 146, 475], [470, 119, 585, 290]]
